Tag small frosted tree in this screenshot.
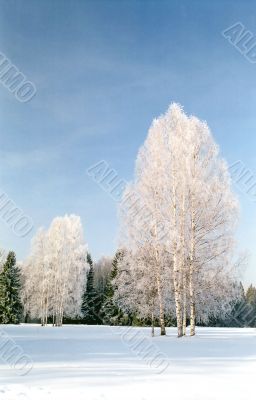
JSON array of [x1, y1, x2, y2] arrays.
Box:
[[22, 215, 89, 326], [114, 246, 173, 335]]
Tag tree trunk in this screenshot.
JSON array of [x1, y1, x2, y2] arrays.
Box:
[[152, 190, 166, 337], [190, 299, 196, 336], [151, 312, 155, 337], [189, 189, 196, 337], [172, 176, 183, 338], [182, 274, 187, 336], [181, 192, 187, 336], [173, 256, 183, 338], [189, 260, 196, 336], [156, 275, 166, 335]]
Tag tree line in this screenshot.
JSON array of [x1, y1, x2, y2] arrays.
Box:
[[0, 246, 255, 329]]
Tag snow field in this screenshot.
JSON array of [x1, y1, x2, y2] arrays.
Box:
[[0, 325, 255, 400]]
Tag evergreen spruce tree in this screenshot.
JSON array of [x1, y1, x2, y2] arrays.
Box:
[[100, 249, 124, 325], [245, 284, 256, 327], [0, 251, 23, 324], [86, 253, 93, 270], [81, 253, 99, 324], [222, 282, 255, 328], [246, 284, 256, 305]]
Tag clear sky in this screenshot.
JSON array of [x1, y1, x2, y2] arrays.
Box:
[[0, 0, 256, 285]]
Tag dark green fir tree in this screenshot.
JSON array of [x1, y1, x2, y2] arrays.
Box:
[[0, 251, 23, 324], [81, 253, 99, 324]]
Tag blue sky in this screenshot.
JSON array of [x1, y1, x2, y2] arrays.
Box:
[[0, 0, 256, 285]]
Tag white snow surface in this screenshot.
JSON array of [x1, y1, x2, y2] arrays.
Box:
[[0, 324, 255, 400]]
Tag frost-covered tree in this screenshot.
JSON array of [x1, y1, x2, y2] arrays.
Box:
[[118, 103, 239, 337], [22, 215, 89, 326], [100, 250, 124, 325], [244, 285, 256, 326], [246, 284, 256, 305], [0, 251, 23, 324], [0, 249, 6, 272], [176, 109, 238, 335], [94, 256, 112, 295], [119, 146, 169, 334], [21, 228, 49, 325], [114, 246, 174, 335]]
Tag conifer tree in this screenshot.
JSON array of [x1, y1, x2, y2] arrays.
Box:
[[246, 284, 256, 305], [100, 250, 124, 325], [245, 285, 256, 326], [0, 251, 23, 324], [81, 253, 99, 324]]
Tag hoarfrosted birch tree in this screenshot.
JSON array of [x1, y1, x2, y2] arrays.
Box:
[[118, 103, 239, 337], [94, 256, 113, 294], [21, 228, 49, 325], [119, 129, 171, 335], [117, 246, 174, 336], [22, 214, 89, 326], [163, 105, 238, 336], [0, 249, 6, 271], [182, 113, 238, 335]]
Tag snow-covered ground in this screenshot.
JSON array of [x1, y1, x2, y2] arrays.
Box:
[[0, 325, 255, 400]]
